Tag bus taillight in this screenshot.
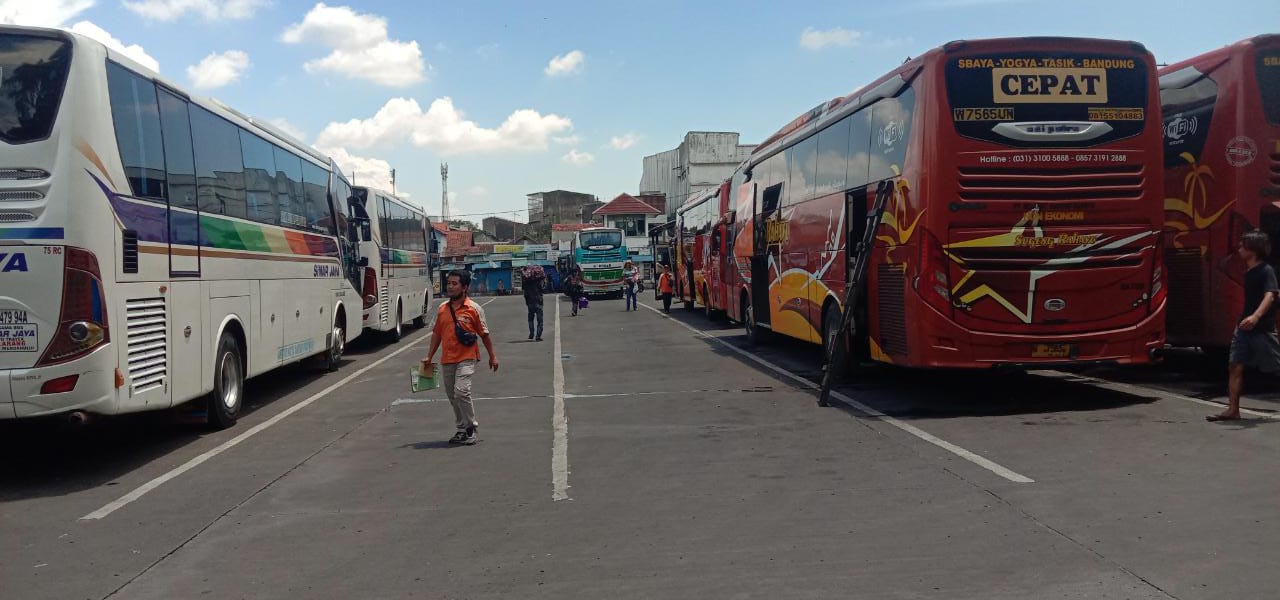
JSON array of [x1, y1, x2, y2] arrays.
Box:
[[919, 231, 953, 316], [36, 247, 110, 367], [362, 267, 378, 309]]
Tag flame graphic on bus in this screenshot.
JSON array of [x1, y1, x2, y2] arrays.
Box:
[[1165, 152, 1233, 248]]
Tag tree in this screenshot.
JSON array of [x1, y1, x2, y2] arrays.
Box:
[[447, 219, 478, 231]]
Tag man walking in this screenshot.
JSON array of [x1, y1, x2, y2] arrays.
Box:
[[1210, 231, 1280, 421], [657, 263, 675, 313], [622, 259, 639, 311], [524, 267, 545, 341], [424, 271, 499, 444]]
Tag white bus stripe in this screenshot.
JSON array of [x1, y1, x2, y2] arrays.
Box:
[[639, 302, 1035, 484]]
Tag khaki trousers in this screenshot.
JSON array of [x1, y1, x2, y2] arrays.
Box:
[[443, 360, 478, 430]]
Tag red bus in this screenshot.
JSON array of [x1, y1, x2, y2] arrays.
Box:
[[675, 181, 735, 316], [730, 37, 1166, 368], [1160, 35, 1280, 352]]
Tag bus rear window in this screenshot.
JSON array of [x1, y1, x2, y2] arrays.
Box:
[[1259, 52, 1280, 126], [946, 52, 1149, 148], [580, 230, 622, 249], [0, 33, 71, 144]]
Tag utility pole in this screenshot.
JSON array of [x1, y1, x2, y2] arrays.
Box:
[[390, 168, 396, 194], [440, 162, 450, 223]]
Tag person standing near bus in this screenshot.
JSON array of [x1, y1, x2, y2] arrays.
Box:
[[1210, 231, 1280, 422], [657, 263, 675, 313], [566, 273, 584, 316], [524, 268, 545, 341], [622, 259, 639, 311], [424, 271, 499, 444]]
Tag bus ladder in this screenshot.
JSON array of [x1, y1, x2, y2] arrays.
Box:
[[819, 179, 894, 407]]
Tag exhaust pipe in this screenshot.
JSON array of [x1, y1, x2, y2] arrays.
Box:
[[65, 410, 91, 427]]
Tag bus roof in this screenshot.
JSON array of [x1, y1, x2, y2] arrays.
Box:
[[677, 187, 718, 214], [352, 186, 428, 218], [1160, 34, 1280, 76]]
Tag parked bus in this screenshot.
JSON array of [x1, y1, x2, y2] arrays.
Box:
[[1159, 35, 1280, 353], [675, 181, 734, 317], [349, 187, 432, 341], [731, 36, 1166, 368], [0, 26, 364, 427], [569, 227, 628, 296]]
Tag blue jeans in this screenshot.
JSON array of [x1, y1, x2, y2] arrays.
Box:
[[625, 285, 637, 310], [528, 304, 544, 338]]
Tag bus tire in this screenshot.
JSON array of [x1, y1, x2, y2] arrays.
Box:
[[387, 303, 403, 342], [324, 319, 346, 373], [207, 333, 244, 430]]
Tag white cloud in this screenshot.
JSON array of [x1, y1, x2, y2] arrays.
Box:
[[324, 147, 395, 194], [267, 118, 307, 141], [283, 3, 426, 88], [467, 186, 489, 197], [186, 50, 250, 89], [553, 135, 581, 146], [609, 133, 639, 150], [562, 149, 594, 166], [0, 0, 94, 26], [122, 0, 264, 21], [69, 21, 160, 72], [799, 27, 862, 51], [545, 50, 585, 77], [316, 96, 573, 156]]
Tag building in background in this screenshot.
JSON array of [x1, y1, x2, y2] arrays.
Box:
[[526, 190, 602, 241], [593, 193, 664, 279], [482, 216, 528, 242], [639, 132, 756, 220]]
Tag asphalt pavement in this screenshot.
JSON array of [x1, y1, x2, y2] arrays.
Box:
[[2, 293, 1278, 599]]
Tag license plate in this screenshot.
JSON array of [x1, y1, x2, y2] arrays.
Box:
[[1031, 343, 1073, 359], [0, 323, 37, 352], [0, 309, 29, 325]]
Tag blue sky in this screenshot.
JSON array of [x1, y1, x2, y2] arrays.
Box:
[[2, 0, 1276, 224]]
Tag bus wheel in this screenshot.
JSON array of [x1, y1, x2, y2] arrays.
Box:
[[387, 303, 403, 342], [324, 322, 346, 372], [412, 296, 428, 328], [207, 334, 244, 430]]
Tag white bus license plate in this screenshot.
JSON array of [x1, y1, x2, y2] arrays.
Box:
[[0, 323, 37, 352]]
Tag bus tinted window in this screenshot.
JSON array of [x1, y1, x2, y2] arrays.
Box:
[[106, 62, 166, 199], [190, 106, 247, 218], [786, 135, 817, 205], [815, 117, 849, 196], [273, 147, 305, 229], [868, 87, 915, 182], [580, 230, 622, 249], [301, 161, 334, 235], [1160, 71, 1217, 166], [1259, 52, 1280, 126], [240, 131, 278, 225], [0, 34, 71, 144], [847, 110, 872, 189], [157, 89, 197, 210]]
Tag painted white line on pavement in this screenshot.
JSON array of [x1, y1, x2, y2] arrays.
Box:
[[640, 302, 1035, 484], [81, 331, 432, 521], [552, 300, 571, 501], [1034, 370, 1280, 420], [392, 394, 544, 406]]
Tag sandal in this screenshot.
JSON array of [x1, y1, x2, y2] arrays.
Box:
[[1206, 413, 1241, 422]]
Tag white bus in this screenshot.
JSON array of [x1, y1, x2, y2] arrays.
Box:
[[0, 26, 364, 428], [349, 187, 432, 341]]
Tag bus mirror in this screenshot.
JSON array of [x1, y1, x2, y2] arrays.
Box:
[[361, 222, 372, 241], [358, 257, 369, 267]]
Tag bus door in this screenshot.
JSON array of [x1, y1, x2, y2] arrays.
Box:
[[157, 88, 201, 277], [752, 184, 781, 329]]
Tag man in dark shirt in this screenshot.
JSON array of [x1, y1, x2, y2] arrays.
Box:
[[1211, 231, 1280, 421], [524, 268, 545, 341]]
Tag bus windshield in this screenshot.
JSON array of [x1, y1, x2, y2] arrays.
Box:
[[0, 33, 72, 144], [579, 230, 622, 250], [1259, 50, 1280, 125], [946, 52, 1149, 147]]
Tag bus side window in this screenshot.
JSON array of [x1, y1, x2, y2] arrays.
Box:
[[868, 86, 916, 183], [273, 147, 305, 228], [239, 131, 278, 226], [847, 110, 872, 190], [815, 115, 850, 199], [157, 89, 197, 210], [785, 135, 817, 206], [1159, 69, 1218, 167], [106, 62, 166, 200], [190, 106, 247, 218], [301, 162, 333, 235]]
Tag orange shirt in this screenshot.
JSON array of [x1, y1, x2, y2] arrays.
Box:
[[658, 272, 674, 294], [433, 297, 490, 364]]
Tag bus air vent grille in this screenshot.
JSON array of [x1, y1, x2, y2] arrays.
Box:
[[957, 164, 1144, 203], [122, 230, 139, 274], [877, 264, 908, 356], [1165, 248, 1205, 342], [0, 210, 35, 223], [0, 190, 44, 202], [379, 283, 390, 325], [126, 297, 168, 395], [0, 169, 49, 181]]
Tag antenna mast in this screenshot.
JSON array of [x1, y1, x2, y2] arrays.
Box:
[[440, 162, 450, 222]]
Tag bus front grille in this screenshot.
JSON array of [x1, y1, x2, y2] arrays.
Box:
[[957, 164, 1145, 203], [877, 264, 908, 357], [1165, 248, 1206, 342], [126, 297, 168, 395]]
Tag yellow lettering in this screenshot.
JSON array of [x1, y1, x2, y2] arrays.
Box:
[[992, 68, 1108, 104]]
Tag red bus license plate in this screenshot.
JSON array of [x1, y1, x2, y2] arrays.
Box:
[[1031, 343, 1073, 359]]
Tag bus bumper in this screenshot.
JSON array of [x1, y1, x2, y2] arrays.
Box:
[[1, 346, 118, 419], [905, 301, 1166, 369]]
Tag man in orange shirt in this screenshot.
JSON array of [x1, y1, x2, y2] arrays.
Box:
[[657, 263, 675, 313], [424, 270, 499, 445]]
